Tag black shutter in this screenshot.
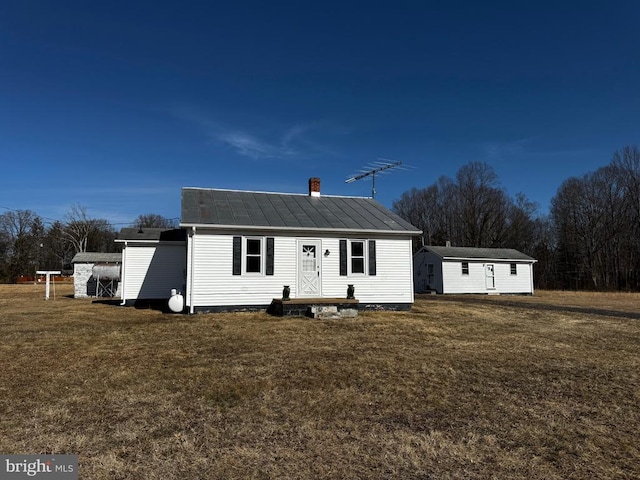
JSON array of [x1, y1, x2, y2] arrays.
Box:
[[339, 239, 347, 276], [368, 240, 377, 276], [266, 237, 274, 276], [232, 236, 242, 275]]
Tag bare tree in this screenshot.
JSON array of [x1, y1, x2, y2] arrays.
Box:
[[63, 205, 117, 255], [393, 186, 435, 249], [505, 193, 539, 254], [43, 220, 74, 271], [87, 219, 118, 253], [393, 162, 539, 252], [133, 213, 177, 229], [63, 205, 95, 254], [530, 215, 557, 289], [0, 209, 43, 282], [551, 161, 632, 290], [454, 162, 511, 247]]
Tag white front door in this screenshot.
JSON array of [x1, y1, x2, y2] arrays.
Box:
[[298, 240, 322, 297], [485, 264, 495, 289]]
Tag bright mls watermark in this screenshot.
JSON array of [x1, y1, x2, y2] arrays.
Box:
[[0, 455, 77, 479]]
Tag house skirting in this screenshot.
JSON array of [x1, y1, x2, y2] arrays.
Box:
[[123, 299, 413, 314], [190, 300, 412, 315]]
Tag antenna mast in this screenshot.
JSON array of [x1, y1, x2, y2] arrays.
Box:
[[345, 159, 404, 198]]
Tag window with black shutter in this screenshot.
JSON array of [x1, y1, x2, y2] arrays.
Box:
[[340, 239, 377, 276], [266, 237, 274, 276], [339, 240, 347, 276], [233, 236, 273, 275], [232, 236, 242, 275], [368, 240, 376, 276]]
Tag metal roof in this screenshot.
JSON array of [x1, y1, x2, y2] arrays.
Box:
[[421, 246, 536, 262], [71, 252, 122, 263], [116, 228, 187, 242], [180, 187, 421, 234]]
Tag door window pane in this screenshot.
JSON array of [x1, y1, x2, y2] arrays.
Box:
[[302, 245, 317, 272]]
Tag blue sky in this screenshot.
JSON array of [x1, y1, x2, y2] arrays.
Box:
[[1, 1, 639, 227]]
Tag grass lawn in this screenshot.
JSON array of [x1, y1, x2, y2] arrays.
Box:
[[1, 284, 638, 479]]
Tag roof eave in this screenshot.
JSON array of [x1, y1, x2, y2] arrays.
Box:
[[114, 239, 186, 244], [442, 256, 537, 263], [180, 222, 422, 236]]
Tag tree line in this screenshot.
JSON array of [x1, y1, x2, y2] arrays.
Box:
[[392, 145, 640, 291], [5, 145, 640, 290], [0, 206, 176, 283]]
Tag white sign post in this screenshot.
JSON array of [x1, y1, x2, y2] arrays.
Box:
[[36, 271, 61, 300]]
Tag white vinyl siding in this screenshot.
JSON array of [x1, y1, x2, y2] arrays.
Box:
[[122, 244, 186, 300], [321, 237, 414, 304], [414, 249, 534, 295], [442, 261, 533, 294], [188, 233, 297, 308], [187, 232, 415, 308], [491, 262, 533, 293]]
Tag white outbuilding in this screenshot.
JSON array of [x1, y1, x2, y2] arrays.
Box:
[[413, 245, 537, 295], [115, 228, 187, 305], [71, 252, 122, 298]]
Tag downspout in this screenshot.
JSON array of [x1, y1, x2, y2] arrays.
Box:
[[531, 262, 535, 295], [189, 226, 196, 314], [120, 241, 127, 305], [408, 238, 415, 304]]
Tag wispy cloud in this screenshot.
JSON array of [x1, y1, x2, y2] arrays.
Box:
[[282, 124, 308, 149], [168, 104, 338, 160], [216, 130, 296, 158]]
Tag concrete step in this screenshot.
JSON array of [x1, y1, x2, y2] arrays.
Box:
[[309, 305, 338, 318], [315, 313, 343, 320], [308, 304, 358, 319]]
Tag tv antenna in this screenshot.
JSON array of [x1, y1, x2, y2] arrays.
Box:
[[345, 159, 406, 198]]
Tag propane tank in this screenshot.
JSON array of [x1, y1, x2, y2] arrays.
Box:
[[168, 289, 184, 313]]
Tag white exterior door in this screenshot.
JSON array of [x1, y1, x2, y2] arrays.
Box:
[[298, 240, 322, 297], [485, 263, 495, 289]]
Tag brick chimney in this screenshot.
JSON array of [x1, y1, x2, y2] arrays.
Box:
[[309, 177, 321, 197]]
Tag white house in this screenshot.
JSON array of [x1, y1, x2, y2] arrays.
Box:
[[180, 178, 422, 313], [115, 228, 187, 305], [413, 245, 537, 295]]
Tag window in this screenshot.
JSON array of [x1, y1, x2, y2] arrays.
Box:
[[461, 262, 469, 275], [232, 236, 275, 276], [351, 240, 365, 274], [339, 239, 376, 276], [245, 238, 262, 273], [510, 263, 517, 275]]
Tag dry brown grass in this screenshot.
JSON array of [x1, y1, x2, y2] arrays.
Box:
[[1, 285, 638, 479]]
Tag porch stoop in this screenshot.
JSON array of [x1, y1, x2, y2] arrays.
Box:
[[268, 297, 359, 318]]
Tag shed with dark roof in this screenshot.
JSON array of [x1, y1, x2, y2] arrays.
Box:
[[71, 252, 122, 298], [413, 245, 537, 295], [180, 178, 421, 313]]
